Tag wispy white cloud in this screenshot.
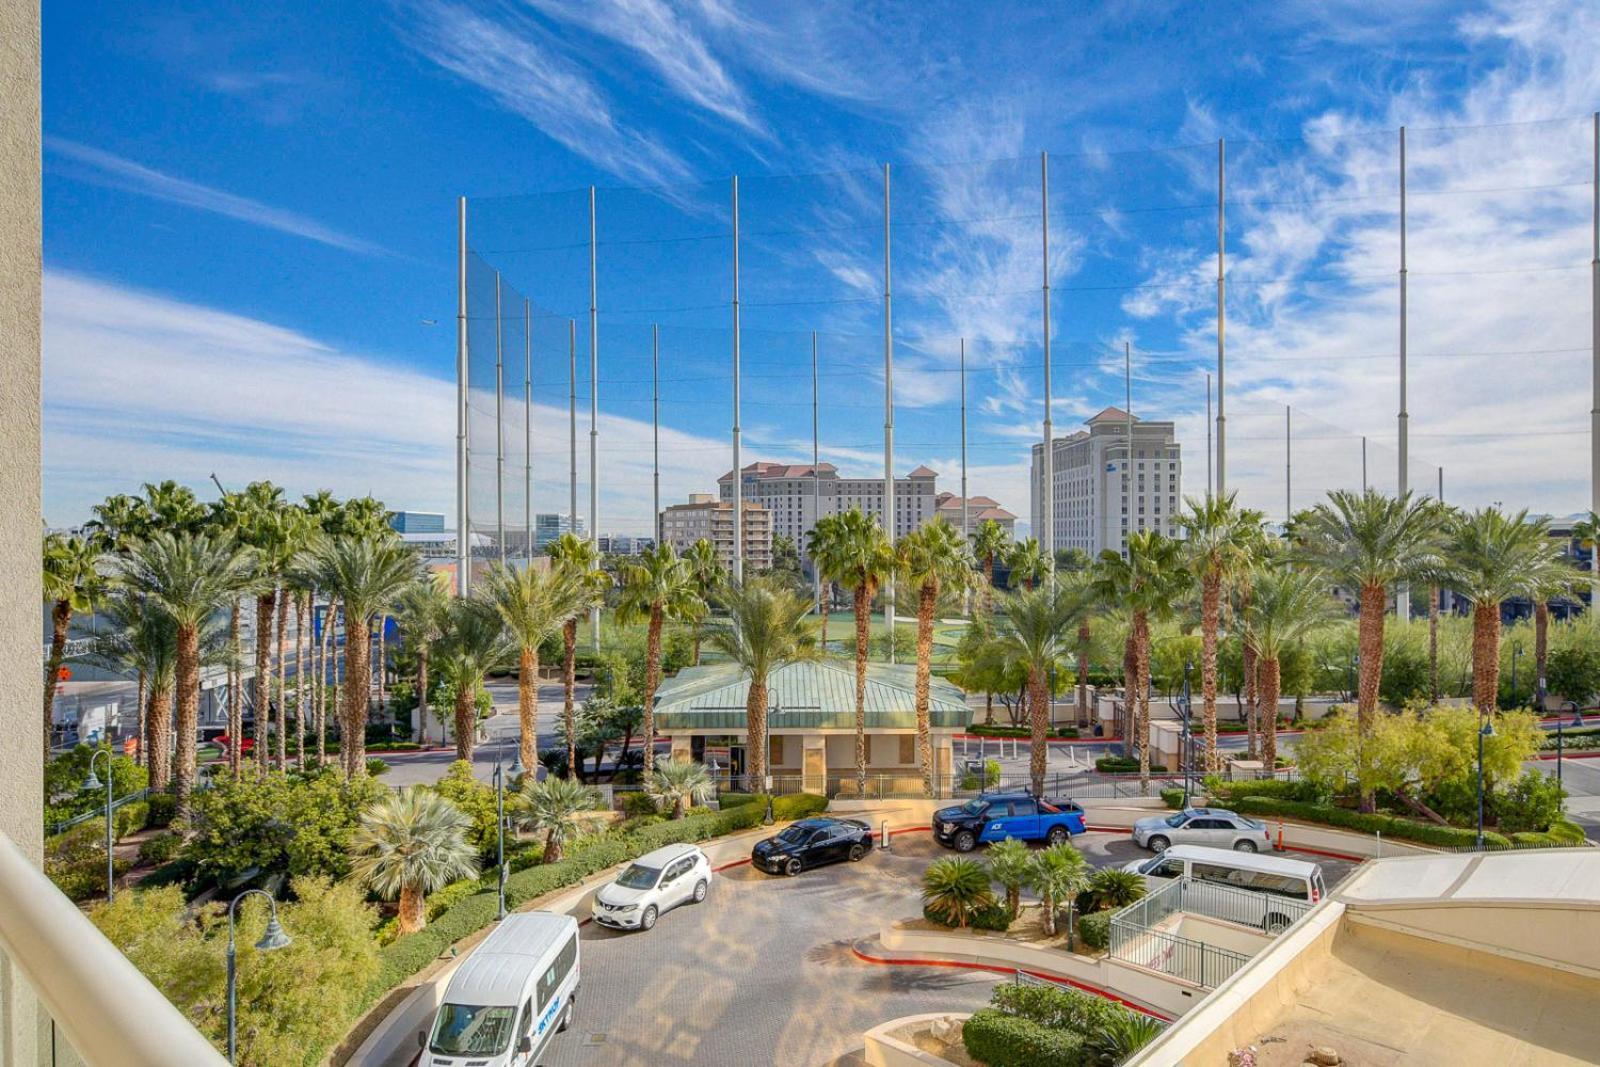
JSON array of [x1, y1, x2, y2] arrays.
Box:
[[45, 139, 389, 256]]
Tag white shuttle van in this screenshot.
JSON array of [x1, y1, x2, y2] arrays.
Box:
[[420, 911, 580, 1067]]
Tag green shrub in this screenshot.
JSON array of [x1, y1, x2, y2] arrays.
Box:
[[1077, 911, 1112, 951], [966, 725, 1079, 739], [1492, 770, 1565, 834], [990, 981, 1129, 1035], [1231, 796, 1511, 849], [620, 791, 660, 817], [1159, 788, 1185, 810], [961, 759, 1003, 791], [364, 758, 390, 776], [112, 801, 150, 840], [44, 820, 130, 902], [1094, 756, 1166, 774], [962, 1008, 1085, 1067], [773, 793, 828, 820], [921, 902, 1013, 932], [137, 831, 182, 866], [145, 791, 176, 827], [1086, 1011, 1166, 1064]]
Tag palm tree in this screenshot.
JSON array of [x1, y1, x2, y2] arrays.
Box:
[[392, 576, 452, 745], [120, 531, 255, 819], [206, 490, 254, 776], [1026, 842, 1091, 938], [480, 562, 587, 771], [1245, 565, 1337, 768], [704, 576, 819, 792], [1177, 493, 1263, 772], [1087, 1014, 1165, 1065], [616, 543, 703, 776], [985, 836, 1032, 918], [1005, 537, 1052, 591], [1293, 489, 1444, 810], [1529, 562, 1576, 711], [43, 532, 104, 762], [349, 787, 479, 936], [547, 533, 608, 779], [84, 492, 153, 552], [88, 592, 186, 790], [1572, 510, 1600, 602], [806, 514, 846, 650], [432, 597, 515, 762], [682, 538, 725, 665], [922, 857, 997, 929], [969, 519, 1010, 609], [815, 509, 895, 794], [646, 759, 715, 818], [1087, 867, 1147, 911], [272, 506, 312, 768], [1441, 508, 1572, 713], [896, 519, 973, 796], [992, 585, 1074, 796], [238, 481, 291, 770], [518, 775, 598, 863], [303, 535, 420, 775]]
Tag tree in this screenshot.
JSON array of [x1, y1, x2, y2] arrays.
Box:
[[207, 489, 253, 776], [303, 535, 420, 775], [647, 759, 715, 818], [767, 533, 805, 586], [806, 513, 847, 651], [1005, 537, 1052, 591], [479, 562, 586, 771], [897, 519, 973, 795], [1177, 493, 1263, 772], [120, 531, 255, 820], [1026, 842, 1091, 937], [704, 575, 819, 791], [518, 775, 599, 863], [432, 597, 514, 762], [1293, 489, 1444, 810], [1572, 510, 1600, 602], [1087, 867, 1146, 912], [682, 537, 726, 665], [992, 585, 1077, 796], [922, 857, 997, 929], [969, 520, 1010, 608], [1527, 561, 1576, 710], [985, 836, 1032, 918], [1442, 508, 1573, 713], [237, 481, 292, 771], [43, 532, 104, 762], [547, 533, 609, 779], [392, 576, 452, 745], [1244, 565, 1337, 768], [616, 543, 703, 776], [814, 509, 895, 794], [84, 492, 154, 552], [350, 787, 479, 936]]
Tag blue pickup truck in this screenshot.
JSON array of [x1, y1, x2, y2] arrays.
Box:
[[932, 792, 1087, 852]]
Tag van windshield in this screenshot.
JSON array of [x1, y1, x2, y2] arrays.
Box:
[[430, 1003, 516, 1055], [616, 864, 661, 889]]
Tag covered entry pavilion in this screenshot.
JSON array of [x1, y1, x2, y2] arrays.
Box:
[[654, 660, 970, 795]]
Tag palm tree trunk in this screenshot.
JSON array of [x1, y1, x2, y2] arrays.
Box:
[[984, 556, 996, 614], [915, 581, 937, 797], [562, 618, 578, 779], [135, 668, 147, 768], [1242, 639, 1258, 761], [1261, 655, 1282, 770], [853, 583, 871, 794], [1200, 568, 1221, 772], [44, 600, 71, 762], [746, 679, 769, 793], [1471, 599, 1501, 714], [1135, 613, 1152, 796], [376, 617, 387, 724], [643, 606, 663, 776], [1028, 667, 1049, 798], [275, 585, 288, 769], [1122, 635, 1137, 746], [174, 624, 200, 822], [343, 607, 372, 775], [1356, 582, 1386, 813], [146, 682, 172, 792], [984, 691, 994, 725], [254, 592, 273, 771], [453, 679, 476, 763], [397, 883, 426, 936], [227, 600, 242, 776], [318, 602, 333, 762], [1534, 600, 1550, 710], [820, 587, 830, 651], [416, 646, 430, 751], [296, 593, 309, 766], [518, 645, 540, 772], [1076, 620, 1091, 729], [1428, 585, 1441, 703]]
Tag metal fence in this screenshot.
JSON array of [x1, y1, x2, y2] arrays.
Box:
[[1108, 924, 1252, 989], [45, 786, 153, 837], [1108, 877, 1312, 988]]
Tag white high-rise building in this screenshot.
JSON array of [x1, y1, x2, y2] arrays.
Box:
[[716, 462, 942, 551], [534, 513, 587, 551], [1030, 408, 1182, 558]]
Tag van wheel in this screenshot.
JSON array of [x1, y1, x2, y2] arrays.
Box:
[[1233, 839, 1259, 853], [848, 842, 867, 861], [557, 997, 573, 1032], [640, 905, 657, 931], [1148, 835, 1170, 853], [953, 831, 976, 853], [784, 858, 803, 877], [692, 879, 708, 903], [1046, 826, 1069, 846], [1263, 914, 1290, 935]]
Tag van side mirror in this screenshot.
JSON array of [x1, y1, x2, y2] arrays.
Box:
[[518, 1035, 534, 1054], [416, 1031, 426, 1049]]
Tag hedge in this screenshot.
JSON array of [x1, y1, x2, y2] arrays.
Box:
[[966, 725, 1080, 739], [1508, 819, 1587, 848], [922, 902, 1013, 932], [1230, 796, 1512, 849], [962, 1008, 1086, 1067], [990, 982, 1131, 1035], [1077, 911, 1112, 951], [1160, 788, 1185, 810], [1094, 757, 1167, 773]]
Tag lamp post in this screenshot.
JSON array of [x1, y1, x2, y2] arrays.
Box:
[[1558, 701, 1585, 788], [80, 748, 115, 903], [763, 775, 775, 825], [1476, 718, 1495, 849], [1179, 660, 1194, 805], [226, 888, 291, 1065], [1511, 645, 1523, 707], [492, 735, 524, 921]]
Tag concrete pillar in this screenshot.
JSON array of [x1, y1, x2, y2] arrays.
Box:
[[0, 2, 43, 1061], [933, 734, 954, 792], [670, 735, 693, 766], [802, 734, 826, 795]]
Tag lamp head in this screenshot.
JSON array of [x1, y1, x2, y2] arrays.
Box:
[[255, 915, 292, 952], [508, 752, 525, 777], [80, 769, 102, 792], [1480, 720, 1495, 738]]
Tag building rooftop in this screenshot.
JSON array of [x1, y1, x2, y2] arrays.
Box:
[[653, 660, 969, 731]]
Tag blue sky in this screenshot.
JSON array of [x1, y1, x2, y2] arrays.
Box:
[[42, 0, 1600, 533]]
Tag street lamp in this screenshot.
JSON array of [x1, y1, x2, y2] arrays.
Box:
[[492, 736, 524, 922], [1179, 660, 1194, 804], [226, 889, 291, 1065], [1476, 718, 1495, 849], [762, 775, 775, 825], [80, 748, 115, 903], [1557, 701, 1585, 788]]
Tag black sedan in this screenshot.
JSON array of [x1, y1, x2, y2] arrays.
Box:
[[750, 817, 873, 876]]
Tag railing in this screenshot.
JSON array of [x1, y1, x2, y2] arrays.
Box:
[[0, 829, 226, 1066], [45, 786, 152, 837], [1107, 877, 1312, 989], [1108, 923, 1251, 989]]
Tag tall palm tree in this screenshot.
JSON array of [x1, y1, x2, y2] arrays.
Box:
[[480, 562, 587, 771], [303, 535, 420, 775], [1572, 510, 1600, 603], [896, 519, 973, 796], [969, 520, 1010, 610], [84, 493, 154, 552], [349, 788, 479, 936], [43, 533, 104, 762], [238, 481, 290, 769], [546, 533, 608, 778], [646, 758, 715, 819], [1005, 537, 1052, 592], [1529, 562, 1576, 710], [518, 775, 599, 863], [392, 575, 452, 745], [120, 531, 255, 819], [88, 592, 186, 790], [1244, 565, 1336, 769], [815, 509, 894, 794], [431, 597, 514, 763], [302, 490, 347, 763], [139, 480, 209, 534], [704, 576, 818, 792], [1026, 842, 1091, 938], [1177, 492, 1263, 772], [805, 514, 844, 650], [1293, 489, 1444, 810], [682, 538, 725, 665], [273, 505, 312, 768], [206, 490, 254, 775], [616, 544, 703, 776], [992, 585, 1074, 796], [1442, 509, 1572, 714]]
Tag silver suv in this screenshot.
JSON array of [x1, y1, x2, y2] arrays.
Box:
[[1131, 807, 1271, 853]]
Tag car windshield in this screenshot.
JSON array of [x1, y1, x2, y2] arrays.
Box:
[[774, 825, 814, 846], [430, 1003, 516, 1055], [615, 864, 660, 889], [1165, 813, 1188, 828], [959, 800, 989, 817]]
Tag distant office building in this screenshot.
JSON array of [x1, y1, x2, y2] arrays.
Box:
[[934, 493, 1017, 540], [599, 535, 655, 556], [534, 513, 587, 551], [659, 494, 773, 570], [1030, 407, 1182, 557], [388, 511, 445, 534]]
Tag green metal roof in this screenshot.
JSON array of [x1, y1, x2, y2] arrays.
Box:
[[653, 660, 970, 731]]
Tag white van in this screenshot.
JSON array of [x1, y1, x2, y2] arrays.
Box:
[[1123, 844, 1327, 926], [420, 911, 580, 1067]]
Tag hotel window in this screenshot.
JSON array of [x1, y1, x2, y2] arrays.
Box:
[[898, 735, 915, 764], [769, 736, 784, 768]]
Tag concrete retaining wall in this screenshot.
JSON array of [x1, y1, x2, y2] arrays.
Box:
[[861, 1013, 970, 1067]]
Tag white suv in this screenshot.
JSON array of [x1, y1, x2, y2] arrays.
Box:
[[590, 843, 712, 931]]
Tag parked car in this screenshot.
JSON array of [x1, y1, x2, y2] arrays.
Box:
[[1131, 807, 1270, 853], [1122, 845, 1327, 931], [750, 817, 873, 876], [933, 792, 1086, 852], [590, 843, 712, 931]]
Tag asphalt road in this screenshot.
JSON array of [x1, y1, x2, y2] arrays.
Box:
[[381, 679, 590, 786]]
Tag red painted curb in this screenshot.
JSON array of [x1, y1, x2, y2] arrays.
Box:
[[1082, 824, 1364, 864], [849, 945, 1173, 1021], [1532, 750, 1600, 761]]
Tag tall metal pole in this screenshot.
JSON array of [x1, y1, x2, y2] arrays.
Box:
[[960, 337, 970, 616], [1285, 406, 1293, 523], [732, 176, 744, 581], [524, 299, 532, 563], [494, 271, 505, 565], [1125, 342, 1134, 549], [1362, 436, 1369, 493], [568, 319, 577, 540], [1216, 139, 1227, 497], [456, 197, 470, 595], [1591, 112, 1600, 599], [1205, 373, 1213, 503], [1041, 151, 1054, 565], [652, 323, 660, 533], [812, 330, 821, 612], [883, 162, 895, 659], [1397, 127, 1411, 622], [588, 186, 600, 647]]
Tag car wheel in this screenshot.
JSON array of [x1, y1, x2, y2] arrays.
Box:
[[692, 879, 708, 903], [557, 997, 573, 1032], [848, 842, 867, 861], [1263, 914, 1290, 935], [1046, 826, 1069, 846], [640, 905, 658, 931], [1148, 835, 1170, 853], [1233, 838, 1259, 853], [954, 831, 977, 853], [784, 857, 803, 877]]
